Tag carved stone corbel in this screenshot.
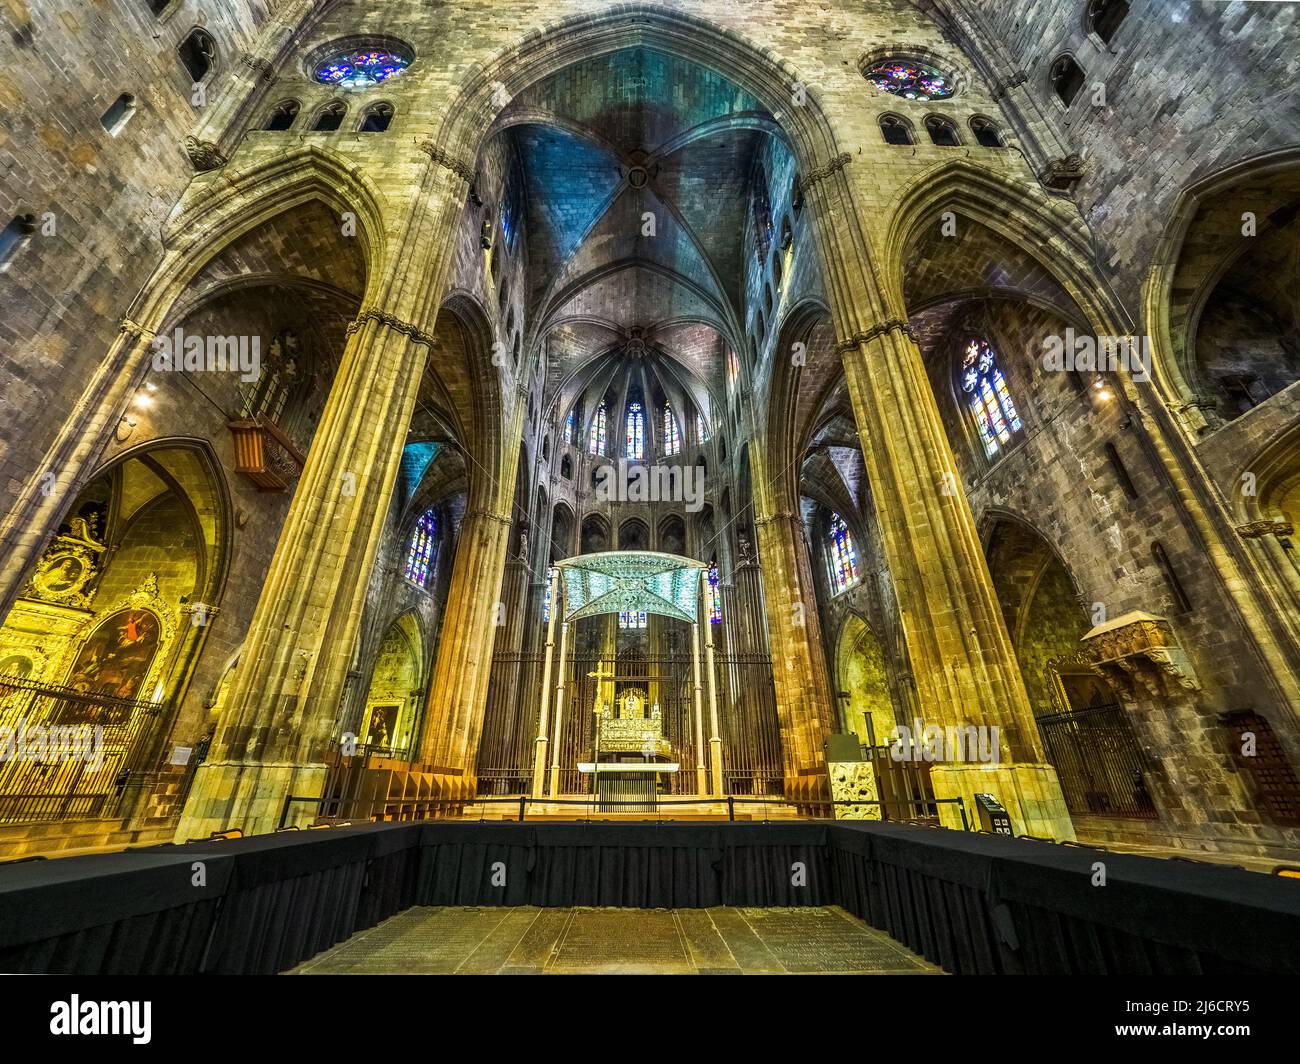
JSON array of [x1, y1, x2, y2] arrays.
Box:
[[1236, 519, 1294, 540], [184, 136, 227, 172], [1039, 153, 1084, 192]]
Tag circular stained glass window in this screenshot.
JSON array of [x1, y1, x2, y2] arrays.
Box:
[[315, 49, 411, 89], [864, 60, 954, 102]]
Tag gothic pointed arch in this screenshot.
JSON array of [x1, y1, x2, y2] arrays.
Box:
[[1142, 146, 1300, 420], [882, 158, 1124, 334]]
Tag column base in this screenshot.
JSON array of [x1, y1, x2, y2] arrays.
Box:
[[708, 738, 724, 799], [531, 739, 548, 798], [174, 759, 329, 842], [930, 762, 1076, 841]]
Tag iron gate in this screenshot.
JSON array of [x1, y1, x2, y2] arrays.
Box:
[[1036, 703, 1158, 819]]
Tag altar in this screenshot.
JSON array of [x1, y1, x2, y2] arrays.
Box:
[[580, 685, 678, 811], [577, 763, 680, 811], [531, 551, 727, 802]]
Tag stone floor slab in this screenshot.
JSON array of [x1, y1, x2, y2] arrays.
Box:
[[288, 906, 941, 975]]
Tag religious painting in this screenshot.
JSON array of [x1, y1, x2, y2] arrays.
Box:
[[55, 609, 162, 724], [29, 548, 95, 606], [364, 703, 399, 748]]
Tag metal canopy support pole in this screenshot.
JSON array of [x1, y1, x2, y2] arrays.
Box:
[[703, 570, 724, 798], [691, 616, 706, 797], [548, 619, 571, 799], [532, 567, 560, 797]]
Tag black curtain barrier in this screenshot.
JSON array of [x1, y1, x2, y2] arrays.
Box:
[[0, 821, 1296, 980]]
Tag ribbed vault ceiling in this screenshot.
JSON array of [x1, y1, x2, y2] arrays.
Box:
[[486, 46, 789, 422]]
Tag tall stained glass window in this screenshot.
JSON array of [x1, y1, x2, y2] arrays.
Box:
[[618, 610, 647, 630], [404, 509, 437, 588], [664, 404, 680, 456], [697, 412, 706, 442], [752, 164, 774, 260], [707, 561, 722, 624], [564, 410, 575, 444], [960, 338, 1023, 459], [589, 402, 606, 455], [829, 512, 859, 593], [626, 402, 644, 460], [500, 179, 521, 252]]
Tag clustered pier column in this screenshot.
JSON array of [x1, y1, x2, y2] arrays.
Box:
[[750, 482, 836, 807], [176, 312, 434, 839], [176, 145, 473, 839], [839, 322, 1074, 840]]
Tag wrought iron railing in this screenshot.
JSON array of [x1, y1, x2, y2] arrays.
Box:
[[277, 792, 969, 830], [474, 651, 784, 798], [0, 673, 163, 824]]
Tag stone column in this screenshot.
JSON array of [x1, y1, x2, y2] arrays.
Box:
[[702, 588, 725, 799], [839, 322, 1073, 839], [419, 505, 514, 783], [175, 312, 433, 839], [532, 567, 560, 796], [691, 617, 706, 795], [548, 620, 571, 798], [751, 501, 835, 805]]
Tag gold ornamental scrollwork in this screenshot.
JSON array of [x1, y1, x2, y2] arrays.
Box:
[[25, 517, 108, 609]]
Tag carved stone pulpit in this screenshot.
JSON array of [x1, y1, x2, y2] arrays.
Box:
[[1081, 610, 1200, 698]]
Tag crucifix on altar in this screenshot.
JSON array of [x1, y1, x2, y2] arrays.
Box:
[[580, 658, 676, 812], [531, 551, 722, 806]]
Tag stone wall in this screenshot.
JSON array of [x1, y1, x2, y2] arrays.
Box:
[[1, 0, 1297, 850], [0, 0, 270, 510]]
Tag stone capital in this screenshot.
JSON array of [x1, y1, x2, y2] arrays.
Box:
[[794, 152, 851, 199], [1236, 519, 1294, 539], [239, 53, 276, 83], [465, 508, 512, 526], [345, 307, 436, 348], [990, 69, 1028, 102], [835, 319, 917, 354], [118, 317, 157, 343]]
